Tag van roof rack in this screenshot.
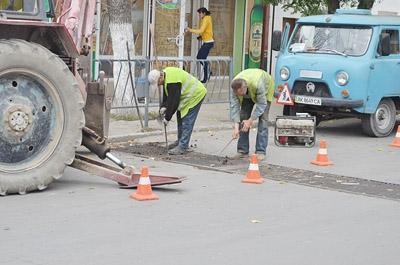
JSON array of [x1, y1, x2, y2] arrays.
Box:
[[335, 9, 372, 15]]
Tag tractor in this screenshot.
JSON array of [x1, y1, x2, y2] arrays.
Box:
[[0, 0, 180, 195]]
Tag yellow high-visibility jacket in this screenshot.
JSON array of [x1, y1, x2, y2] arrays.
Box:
[[163, 67, 207, 118]]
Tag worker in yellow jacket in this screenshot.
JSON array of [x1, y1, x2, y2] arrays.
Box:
[[230, 69, 275, 161], [185, 7, 214, 83], [148, 67, 207, 155]]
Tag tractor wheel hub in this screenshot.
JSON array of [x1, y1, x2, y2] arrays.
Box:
[[4, 105, 32, 134], [8, 109, 30, 132]]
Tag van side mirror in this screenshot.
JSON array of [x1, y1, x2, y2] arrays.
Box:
[[272, 31, 282, 51], [378, 33, 391, 56]]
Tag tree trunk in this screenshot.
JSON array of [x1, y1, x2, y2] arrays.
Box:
[[358, 0, 375, 9], [326, 0, 340, 14], [107, 0, 135, 115]]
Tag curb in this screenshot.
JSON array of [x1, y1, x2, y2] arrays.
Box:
[[108, 124, 232, 143], [108, 120, 276, 144]]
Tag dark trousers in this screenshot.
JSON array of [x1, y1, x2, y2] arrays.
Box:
[[237, 98, 270, 155], [197, 42, 214, 82], [177, 99, 204, 150]]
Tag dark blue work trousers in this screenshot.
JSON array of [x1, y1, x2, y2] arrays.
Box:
[[237, 98, 271, 155], [177, 99, 204, 150]]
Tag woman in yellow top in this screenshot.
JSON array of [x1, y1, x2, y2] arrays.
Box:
[[185, 7, 214, 83]]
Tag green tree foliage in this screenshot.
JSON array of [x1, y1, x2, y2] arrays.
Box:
[[263, 0, 377, 15]]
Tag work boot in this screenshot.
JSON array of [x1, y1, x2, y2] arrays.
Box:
[[256, 153, 266, 161], [168, 145, 187, 155], [231, 152, 248, 159], [168, 140, 179, 150]]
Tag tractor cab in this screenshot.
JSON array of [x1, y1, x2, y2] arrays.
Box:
[[0, 0, 52, 20]]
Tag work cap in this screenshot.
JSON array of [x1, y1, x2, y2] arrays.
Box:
[[148, 69, 161, 85]]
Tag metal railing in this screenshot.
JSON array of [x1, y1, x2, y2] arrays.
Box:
[[95, 56, 233, 127]]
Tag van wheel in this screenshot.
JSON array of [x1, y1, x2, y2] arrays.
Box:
[[361, 98, 396, 137]]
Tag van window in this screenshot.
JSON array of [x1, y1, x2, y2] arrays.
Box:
[[289, 25, 372, 56], [380, 29, 400, 54]]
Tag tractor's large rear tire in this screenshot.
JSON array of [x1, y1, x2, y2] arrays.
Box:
[[0, 40, 85, 195]]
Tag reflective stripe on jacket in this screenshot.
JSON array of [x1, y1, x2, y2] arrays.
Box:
[[164, 67, 207, 118]]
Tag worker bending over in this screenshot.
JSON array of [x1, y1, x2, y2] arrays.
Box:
[[230, 69, 275, 161], [148, 67, 207, 155]]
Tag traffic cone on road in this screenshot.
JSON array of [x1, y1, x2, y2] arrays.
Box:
[[130, 166, 159, 201], [242, 154, 264, 184], [390, 125, 400, 148], [311, 140, 333, 166]]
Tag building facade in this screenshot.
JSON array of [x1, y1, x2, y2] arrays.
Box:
[[98, 0, 400, 79]]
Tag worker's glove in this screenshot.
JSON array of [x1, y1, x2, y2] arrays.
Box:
[[159, 107, 167, 122], [162, 118, 169, 126], [159, 107, 167, 117]]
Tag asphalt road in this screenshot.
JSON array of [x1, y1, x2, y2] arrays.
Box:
[[1, 119, 400, 265]]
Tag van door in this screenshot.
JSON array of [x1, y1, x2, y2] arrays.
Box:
[[368, 28, 400, 112]]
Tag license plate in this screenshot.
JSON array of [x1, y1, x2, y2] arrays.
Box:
[[295, 95, 322, 106]]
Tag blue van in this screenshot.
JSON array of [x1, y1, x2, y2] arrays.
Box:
[[273, 9, 400, 137]]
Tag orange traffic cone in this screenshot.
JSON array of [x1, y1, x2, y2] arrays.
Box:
[[390, 125, 400, 148], [311, 139, 333, 166], [130, 166, 159, 201], [242, 154, 264, 184]]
